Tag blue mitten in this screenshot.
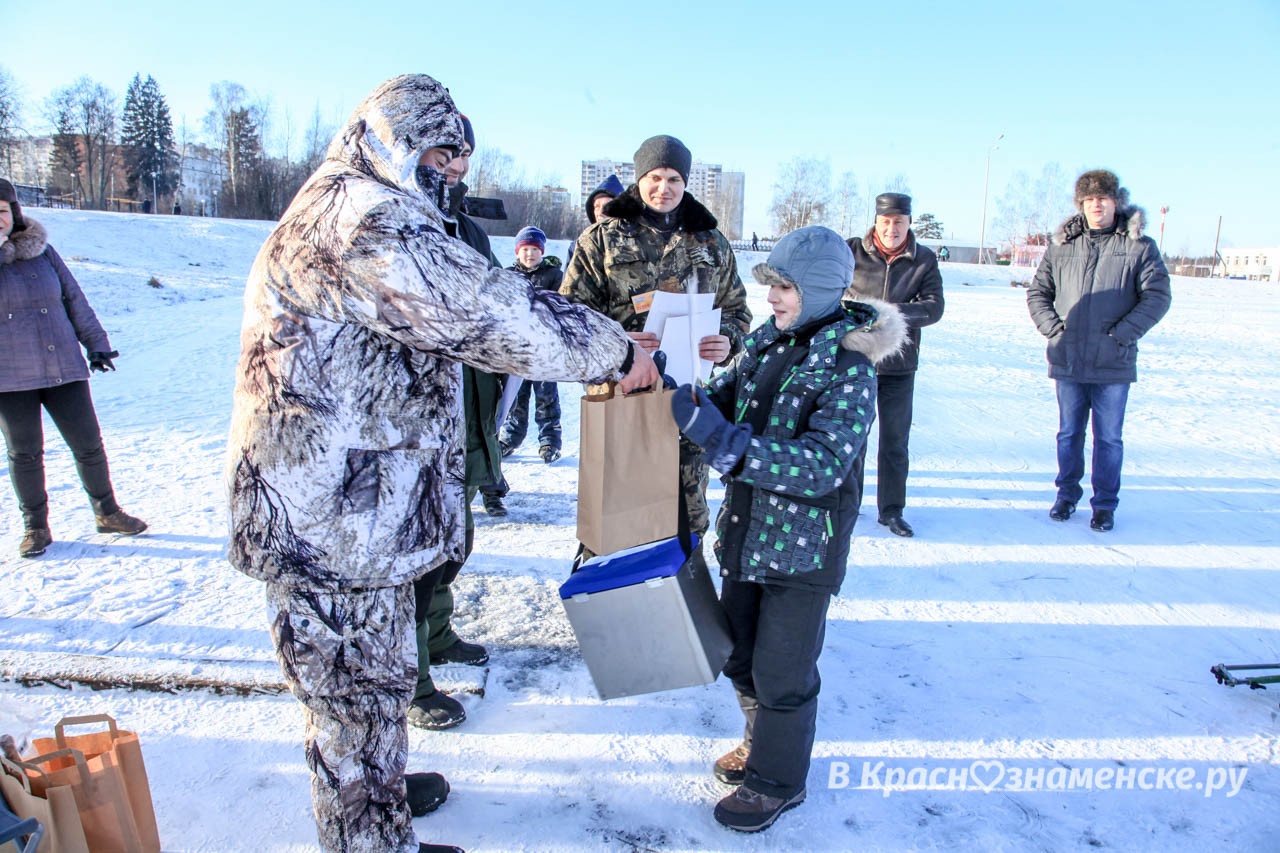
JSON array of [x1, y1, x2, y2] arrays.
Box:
[[670, 385, 750, 471]]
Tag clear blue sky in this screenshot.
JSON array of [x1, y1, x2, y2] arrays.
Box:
[[5, 0, 1278, 254]]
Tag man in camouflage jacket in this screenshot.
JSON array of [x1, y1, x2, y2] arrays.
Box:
[[560, 135, 751, 542], [225, 75, 655, 853]]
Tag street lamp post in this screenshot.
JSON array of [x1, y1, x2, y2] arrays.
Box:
[[152, 171, 158, 215], [978, 133, 1004, 264]]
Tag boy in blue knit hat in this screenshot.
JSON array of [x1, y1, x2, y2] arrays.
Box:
[[499, 226, 565, 462], [670, 225, 906, 832]]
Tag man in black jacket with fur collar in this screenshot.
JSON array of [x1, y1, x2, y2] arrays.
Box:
[[846, 193, 944, 537]]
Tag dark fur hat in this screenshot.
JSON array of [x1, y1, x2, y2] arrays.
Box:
[[1074, 169, 1130, 210], [0, 178, 25, 232]]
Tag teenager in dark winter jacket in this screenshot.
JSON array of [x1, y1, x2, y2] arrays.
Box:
[[846, 192, 945, 538], [0, 179, 147, 558], [1027, 169, 1170, 531], [671, 226, 906, 833], [498, 226, 566, 463]]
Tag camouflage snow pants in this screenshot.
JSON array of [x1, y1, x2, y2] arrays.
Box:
[[680, 435, 711, 537], [267, 582, 420, 853]]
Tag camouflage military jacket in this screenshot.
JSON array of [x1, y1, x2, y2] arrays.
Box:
[[559, 186, 751, 363]]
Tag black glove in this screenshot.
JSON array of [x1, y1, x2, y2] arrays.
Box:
[[88, 350, 119, 372], [670, 384, 750, 471]]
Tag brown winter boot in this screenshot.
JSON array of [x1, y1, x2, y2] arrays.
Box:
[[95, 509, 148, 535], [714, 742, 750, 785], [19, 527, 52, 558]]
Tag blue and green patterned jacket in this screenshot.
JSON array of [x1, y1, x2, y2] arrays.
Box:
[[706, 297, 906, 591]]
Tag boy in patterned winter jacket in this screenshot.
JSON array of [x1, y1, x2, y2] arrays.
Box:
[[670, 225, 906, 833]]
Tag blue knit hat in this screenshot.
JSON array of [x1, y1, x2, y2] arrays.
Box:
[[752, 226, 854, 329], [515, 226, 546, 252]]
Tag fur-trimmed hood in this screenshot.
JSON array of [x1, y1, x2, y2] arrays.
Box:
[[0, 217, 48, 265], [840, 296, 908, 366], [600, 184, 719, 233], [1053, 206, 1147, 245]]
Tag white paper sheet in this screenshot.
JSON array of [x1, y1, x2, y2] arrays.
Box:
[[658, 308, 721, 386], [642, 291, 715, 337]]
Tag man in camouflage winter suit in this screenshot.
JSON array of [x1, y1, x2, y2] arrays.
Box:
[[560, 134, 751, 549], [225, 75, 657, 853]]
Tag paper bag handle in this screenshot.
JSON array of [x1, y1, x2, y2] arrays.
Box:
[[0, 754, 34, 792], [17, 747, 91, 786], [55, 714, 120, 746]]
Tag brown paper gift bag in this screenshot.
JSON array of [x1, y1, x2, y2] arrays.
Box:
[[1, 754, 90, 853], [29, 715, 160, 853], [577, 380, 680, 556]]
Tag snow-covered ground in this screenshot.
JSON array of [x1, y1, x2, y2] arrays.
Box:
[[2, 208, 1277, 852]]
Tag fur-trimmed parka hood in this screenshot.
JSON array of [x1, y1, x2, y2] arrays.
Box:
[[840, 296, 907, 366], [325, 74, 465, 197], [0, 217, 48, 265], [600, 184, 719, 233], [1053, 206, 1147, 245]]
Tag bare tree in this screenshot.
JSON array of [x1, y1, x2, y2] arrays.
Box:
[[204, 81, 264, 207], [770, 157, 832, 235], [0, 66, 22, 177], [994, 162, 1072, 247], [45, 77, 117, 208], [831, 170, 861, 236]]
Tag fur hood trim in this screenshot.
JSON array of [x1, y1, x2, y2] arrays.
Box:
[[1053, 206, 1147, 245], [325, 74, 465, 196], [601, 184, 719, 233], [0, 217, 48, 265], [841, 296, 908, 366]]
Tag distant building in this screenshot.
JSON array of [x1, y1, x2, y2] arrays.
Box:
[[176, 144, 224, 216], [917, 238, 986, 265], [2, 136, 54, 188], [1218, 247, 1278, 282], [579, 157, 745, 239]]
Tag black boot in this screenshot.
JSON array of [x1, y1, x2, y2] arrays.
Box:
[[482, 493, 507, 517], [1049, 499, 1075, 521], [879, 513, 914, 537], [539, 444, 561, 464], [713, 785, 805, 832], [1090, 509, 1115, 531], [419, 844, 465, 853], [430, 639, 489, 667], [407, 691, 466, 730], [405, 772, 450, 816]]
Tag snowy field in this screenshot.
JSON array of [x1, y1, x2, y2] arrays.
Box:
[[1, 208, 1278, 852]]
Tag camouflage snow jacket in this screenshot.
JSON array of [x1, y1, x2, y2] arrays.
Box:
[[706, 298, 906, 591], [559, 185, 751, 363], [226, 75, 632, 591]]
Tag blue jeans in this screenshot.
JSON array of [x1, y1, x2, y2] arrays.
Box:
[[1054, 380, 1129, 511]]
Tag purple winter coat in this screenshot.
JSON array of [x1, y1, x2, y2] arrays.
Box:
[[0, 217, 111, 393]]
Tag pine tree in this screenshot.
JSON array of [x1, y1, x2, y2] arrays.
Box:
[[912, 213, 943, 239], [120, 74, 177, 205]]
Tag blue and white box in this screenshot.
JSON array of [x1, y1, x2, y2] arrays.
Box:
[[559, 535, 732, 700]]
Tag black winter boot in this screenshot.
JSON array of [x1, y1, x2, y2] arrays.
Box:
[[1049, 499, 1075, 521], [405, 771, 450, 816], [408, 690, 466, 730], [1090, 509, 1115, 531], [482, 493, 507, 517], [419, 844, 465, 853], [714, 785, 805, 832], [430, 639, 489, 667]]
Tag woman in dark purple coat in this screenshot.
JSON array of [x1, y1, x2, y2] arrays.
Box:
[[0, 179, 146, 557]]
